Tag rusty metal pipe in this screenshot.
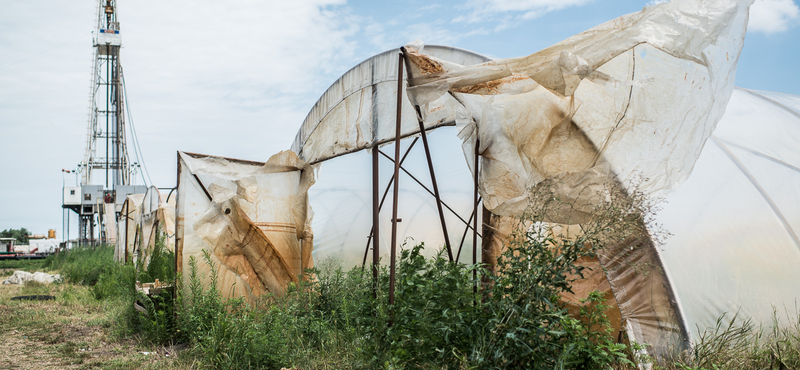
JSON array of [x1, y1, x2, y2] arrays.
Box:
[[372, 143, 379, 298], [389, 52, 404, 307], [473, 135, 480, 297], [414, 105, 453, 262], [361, 138, 419, 269]]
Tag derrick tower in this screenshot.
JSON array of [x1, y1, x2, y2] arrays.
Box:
[[63, 0, 146, 246], [83, 0, 129, 187]]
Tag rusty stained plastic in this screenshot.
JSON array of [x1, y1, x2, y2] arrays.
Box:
[[400, 0, 753, 359], [175, 151, 315, 302], [404, 0, 753, 217]]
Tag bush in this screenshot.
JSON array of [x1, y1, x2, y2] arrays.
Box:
[[167, 180, 657, 369]]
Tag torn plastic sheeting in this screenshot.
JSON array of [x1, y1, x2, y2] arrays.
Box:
[[405, 0, 752, 217], [138, 186, 172, 264], [195, 196, 296, 296], [176, 151, 315, 302], [115, 193, 144, 262], [104, 202, 118, 245], [596, 229, 686, 357], [291, 46, 490, 164], [158, 194, 176, 249], [291, 0, 755, 359], [115, 187, 177, 264]]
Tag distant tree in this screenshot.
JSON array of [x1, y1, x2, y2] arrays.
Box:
[[0, 228, 29, 244]]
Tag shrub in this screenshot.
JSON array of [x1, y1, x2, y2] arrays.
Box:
[[167, 180, 657, 369]]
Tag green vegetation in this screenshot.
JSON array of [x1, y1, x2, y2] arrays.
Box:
[[0, 261, 176, 369], [0, 258, 46, 273], [0, 227, 30, 244], [664, 311, 800, 370], [142, 181, 648, 369], [2, 184, 795, 370]]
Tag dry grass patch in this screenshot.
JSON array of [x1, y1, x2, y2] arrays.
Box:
[[0, 281, 193, 370]]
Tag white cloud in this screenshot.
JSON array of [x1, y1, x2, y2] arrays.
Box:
[[0, 0, 364, 235], [749, 0, 800, 33], [457, 0, 594, 23], [359, 15, 480, 52]]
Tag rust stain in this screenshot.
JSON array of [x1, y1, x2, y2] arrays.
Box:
[[406, 50, 444, 74], [452, 75, 530, 95]]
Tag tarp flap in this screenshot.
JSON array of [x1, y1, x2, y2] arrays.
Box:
[[177, 151, 315, 301], [405, 0, 752, 217], [396, 0, 751, 358]]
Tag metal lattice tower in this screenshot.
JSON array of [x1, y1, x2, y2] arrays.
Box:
[[63, 0, 136, 246], [82, 0, 130, 187]]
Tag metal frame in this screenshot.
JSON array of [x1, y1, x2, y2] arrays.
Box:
[[362, 49, 483, 307], [361, 138, 419, 269]]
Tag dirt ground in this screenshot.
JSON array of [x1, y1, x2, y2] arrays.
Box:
[[0, 280, 191, 370]]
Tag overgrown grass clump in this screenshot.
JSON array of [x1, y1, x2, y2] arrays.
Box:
[[44, 245, 137, 300]]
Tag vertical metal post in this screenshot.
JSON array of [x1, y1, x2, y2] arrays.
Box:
[[472, 135, 480, 297], [414, 105, 454, 262], [481, 206, 495, 274], [361, 138, 418, 269], [372, 145, 380, 299], [124, 202, 129, 263], [389, 52, 404, 306], [106, 54, 110, 188], [90, 213, 96, 248]]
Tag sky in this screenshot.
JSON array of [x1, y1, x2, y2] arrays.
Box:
[[0, 0, 798, 239]]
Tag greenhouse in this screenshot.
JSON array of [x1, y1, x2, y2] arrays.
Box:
[[173, 0, 799, 359]]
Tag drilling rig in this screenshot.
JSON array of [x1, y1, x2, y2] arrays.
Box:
[[62, 0, 146, 246]]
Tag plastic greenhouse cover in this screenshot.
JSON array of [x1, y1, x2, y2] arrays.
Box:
[[308, 88, 800, 350], [114, 187, 176, 265], [658, 88, 800, 342], [291, 45, 490, 164], [403, 0, 752, 217], [175, 151, 315, 302], [115, 193, 144, 262], [310, 126, 482, 266], [295, 0, 757, 358]]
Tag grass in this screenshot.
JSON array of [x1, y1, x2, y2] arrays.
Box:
[[0, 241, 191, 370], [0, 258, 46, 276], [3, 185, 798, 369], [0, 279, 192, 369], [651, 311, 800, 370], [3, 242, 798, 370]]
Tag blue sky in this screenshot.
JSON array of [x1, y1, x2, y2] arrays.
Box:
[[0, 0, 798, 238]]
